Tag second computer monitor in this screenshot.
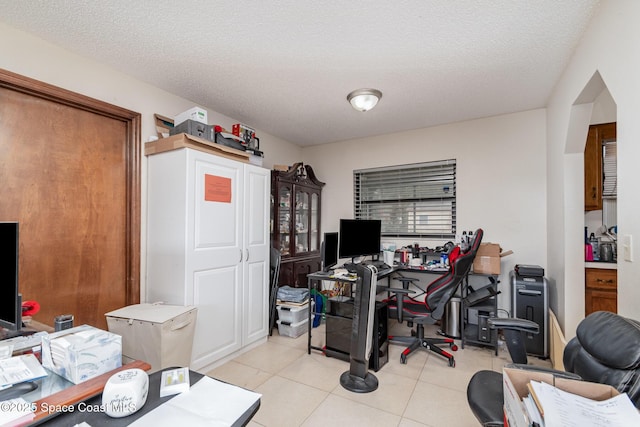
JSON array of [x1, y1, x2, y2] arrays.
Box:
[[338, 219, 382, 259], [322, 232, 339, 271]]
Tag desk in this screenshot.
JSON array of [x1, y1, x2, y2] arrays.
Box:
[[30, 367, 260, 426], [307, 267, 395, 357], [308, 265, 500, 357]]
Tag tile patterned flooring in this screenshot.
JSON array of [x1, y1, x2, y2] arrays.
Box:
[[206, 321, 551, 427]]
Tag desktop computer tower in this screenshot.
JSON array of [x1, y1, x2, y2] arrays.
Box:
[[325, 299, 388, 372], [511, 269, 549, 358]]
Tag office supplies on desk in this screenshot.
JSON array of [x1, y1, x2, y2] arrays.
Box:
[[102, 368, 149, 417], [129, 375, 261, 427], [0, 353, 47, 386], [0, 331, 48, 356], [41, 325, 122, 384], [0, 397, 35, 425]]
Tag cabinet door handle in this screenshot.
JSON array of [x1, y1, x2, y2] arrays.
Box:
[[596, 279, 615, 284], [246, 249, 250, 261], [239, 249, 243, 263]]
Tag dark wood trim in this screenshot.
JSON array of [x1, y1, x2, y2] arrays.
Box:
[[0, 67, 142, 305]]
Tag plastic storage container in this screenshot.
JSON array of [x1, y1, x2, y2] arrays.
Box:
[[276, 300, 313, 324], [276, 318, 309, 338], [105, 303, 197, 372]]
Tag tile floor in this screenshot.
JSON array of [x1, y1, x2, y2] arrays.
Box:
[[206, 321, 551, 427]]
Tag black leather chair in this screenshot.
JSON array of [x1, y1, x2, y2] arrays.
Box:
[[467, 311, 640, 426], [386, 228, 483, 366]]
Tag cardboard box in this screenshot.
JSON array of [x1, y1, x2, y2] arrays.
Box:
[[174, 106, 207, 126], [473, 243, 512, 275], [503, 367, 620, 427], [42, 325, 122, 384]]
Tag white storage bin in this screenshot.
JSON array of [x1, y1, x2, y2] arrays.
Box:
[[276, 301, 313, 324], [276, 318, 309, 338], [174, 106, 207, 126], [106, 303, 197, 372]]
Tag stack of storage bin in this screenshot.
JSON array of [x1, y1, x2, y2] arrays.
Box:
[[276, 300, 313, 338]]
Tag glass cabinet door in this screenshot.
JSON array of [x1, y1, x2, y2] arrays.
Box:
[[295, 190, 309, 254], [278, 185, 292, 256], [310, 192, 319, 252]]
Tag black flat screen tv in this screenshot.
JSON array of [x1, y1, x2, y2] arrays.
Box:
[[321, 232, 339, 271], [338, 219, 382, 259], [0, 222, 21, 332]]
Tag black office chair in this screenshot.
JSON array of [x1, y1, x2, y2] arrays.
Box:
[[268, 247, 282, 336], [467, 310, 640, 426], [386, 228, 483, 366]]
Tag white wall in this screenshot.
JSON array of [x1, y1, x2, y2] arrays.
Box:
[[0, 23, 302, 300], [302, 109, 548, 313], [547, 0, 640, 337]]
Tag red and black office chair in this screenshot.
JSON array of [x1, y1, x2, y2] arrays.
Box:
[[386, 229, 483, 366]]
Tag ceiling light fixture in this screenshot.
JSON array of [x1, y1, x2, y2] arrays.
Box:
[[347, 88, 382, 112]]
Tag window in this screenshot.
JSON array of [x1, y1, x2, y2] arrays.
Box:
[[354, 159, 456, 238]]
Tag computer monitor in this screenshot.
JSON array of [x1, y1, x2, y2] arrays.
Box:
[[0, 222, 21, 332], [338, 219, 382, 259], [321, 232, 339, 271]]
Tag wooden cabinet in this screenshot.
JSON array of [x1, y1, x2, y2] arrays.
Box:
[[146, 141, 270, 370], [585, 268, 617, 315], [271, 163, 325, 287], [584, 122, 616, 211]]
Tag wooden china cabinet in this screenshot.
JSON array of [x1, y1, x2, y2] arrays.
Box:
[[271, 163, 325, 287]]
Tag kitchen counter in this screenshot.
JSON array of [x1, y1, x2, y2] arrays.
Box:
[[585, 261, 617, 270]]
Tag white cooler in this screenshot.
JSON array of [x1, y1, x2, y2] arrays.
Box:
[[105, 303, 197, 372]]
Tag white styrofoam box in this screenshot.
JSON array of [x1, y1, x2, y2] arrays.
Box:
[[174, 107, 207, 126], [42, 325, 122, 384], [105, 303, 197, 372], [276, 318, 309, 338]]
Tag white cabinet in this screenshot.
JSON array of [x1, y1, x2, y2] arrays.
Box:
[[146, 144, 270, 370]]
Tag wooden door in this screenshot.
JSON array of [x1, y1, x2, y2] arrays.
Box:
[[0, 69, 140, 330]]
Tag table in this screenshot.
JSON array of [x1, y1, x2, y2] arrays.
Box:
[[30, 366, 260, 426], [307, 264, 500, 357], [306, 266, 396, 356]]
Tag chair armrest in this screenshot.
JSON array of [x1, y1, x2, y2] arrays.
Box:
[[488, 317, 539, 334], [386, 287, 414, 323], [386, 288, 414, 296], [394, 277, 417, 289]]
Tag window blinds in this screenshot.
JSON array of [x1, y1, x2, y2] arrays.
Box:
[[603, 140, 617, 198], [354, 159, 456, 238]]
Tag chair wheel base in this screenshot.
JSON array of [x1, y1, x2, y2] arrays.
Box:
[[340, 371, 378, 393]]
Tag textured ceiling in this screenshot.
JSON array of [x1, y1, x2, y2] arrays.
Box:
[[0, 0, 599, 146]]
